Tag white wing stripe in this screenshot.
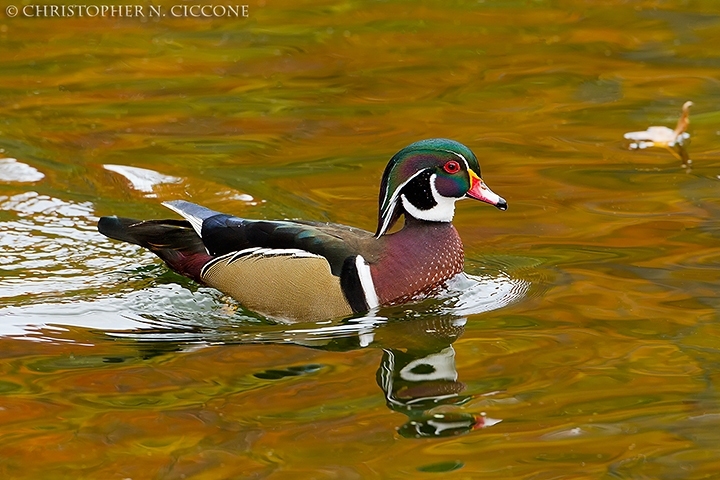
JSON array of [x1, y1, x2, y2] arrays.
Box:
[[355, 255, 379, 309]]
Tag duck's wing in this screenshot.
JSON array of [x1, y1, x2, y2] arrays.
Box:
[[163, 200, 377, 276]]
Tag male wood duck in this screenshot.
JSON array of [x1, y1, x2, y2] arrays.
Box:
[[98, 138, 507, 322]]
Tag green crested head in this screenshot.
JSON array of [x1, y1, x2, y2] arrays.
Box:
[[375, 139, 506, 237]]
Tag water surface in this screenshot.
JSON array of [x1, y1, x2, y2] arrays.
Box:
[[2, 1, 720, 478]]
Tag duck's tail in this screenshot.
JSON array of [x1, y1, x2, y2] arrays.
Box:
[[98, 216, 211, 282]]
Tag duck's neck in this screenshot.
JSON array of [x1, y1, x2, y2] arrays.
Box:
[[370, 217, 464, 306]]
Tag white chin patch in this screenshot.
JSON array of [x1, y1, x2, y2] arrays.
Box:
[[401, 173, 457, 222]]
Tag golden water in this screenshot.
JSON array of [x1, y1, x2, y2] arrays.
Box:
[[2, 1, 720, 478]]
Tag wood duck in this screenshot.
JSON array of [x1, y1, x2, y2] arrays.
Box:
[[98, 138, 507, 322]]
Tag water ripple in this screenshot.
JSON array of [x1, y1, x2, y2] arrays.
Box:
[[0, 158, 45, 183]]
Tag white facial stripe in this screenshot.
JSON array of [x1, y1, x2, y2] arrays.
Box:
[[377, 168, 427, 237], [401, 173, 457, 222], [439, 149, 470, 172], [355, 255, 379, 309], [377, 200, 397, 238]]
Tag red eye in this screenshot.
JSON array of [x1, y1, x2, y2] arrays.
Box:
[[443, 160, 461, 174]]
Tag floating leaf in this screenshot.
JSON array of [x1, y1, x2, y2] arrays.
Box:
[[624, 101, 693, 166]]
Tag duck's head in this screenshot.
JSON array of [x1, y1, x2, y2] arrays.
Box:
[[375, 138, 507, 237]]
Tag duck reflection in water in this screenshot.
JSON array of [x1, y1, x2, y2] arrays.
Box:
[[115, 266, 528, 438], [378, 339, 501, 438], [121, 274, 523, 438], [125, 311, 504, 438], [242, 312, 503, 439]]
